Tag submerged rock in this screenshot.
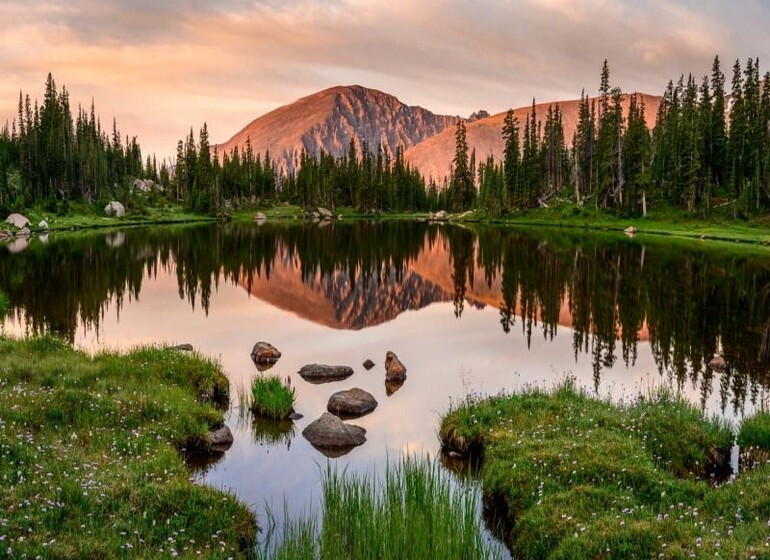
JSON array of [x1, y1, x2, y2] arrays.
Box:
[[0, 229, 12, 240], [385, 351, 407, 381], [16, 227, 31, 237], [624, 226, 638, 237], [255, 212, 267, 223], [302, 412, 366, 454], [251, 341, 281, 366], [208, 424, 234, 452], [327, 388, 378, 418], [298, 364, 354, 383]]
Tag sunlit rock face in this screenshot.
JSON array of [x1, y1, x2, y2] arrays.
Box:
[[216, 85, 458, 175]]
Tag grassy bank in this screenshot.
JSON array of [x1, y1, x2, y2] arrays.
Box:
[[440, 382, 770, 559], [17, 202, 215, 233], [0, 336, 256, 558], [257, 456, 503, 560], [6, 198, 770, 249]]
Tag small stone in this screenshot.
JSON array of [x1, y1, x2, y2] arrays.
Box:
[[298, 364, 354, 383], [327, 388, 378, 418], [209, 424, 234, 451], [385, 351, 407, 381], [171, 343, 194, 351], [302, 412, 366, 453], [363, 359, 375, 370], [251, 341, 281, 364]]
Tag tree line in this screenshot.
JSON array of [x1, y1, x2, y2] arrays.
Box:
[[468, 56, 770, 217], [2, 56, 770, 218], [0, 73, 169, 214]]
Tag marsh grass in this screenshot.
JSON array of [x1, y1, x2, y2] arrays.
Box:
[[257, 456, 503, 560], [250, 374, 296, 420], [738, 410, 770, 451], [440, 381, 770, 559], [0, 289, 7, 317], [0, 335, 255, 558]]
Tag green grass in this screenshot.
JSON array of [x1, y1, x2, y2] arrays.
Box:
[[257, 456, 503, 560], [439, 381, 770, 559], [739, 411, 770, 451], [738, 411, 770, 468], [19, 201, 214, 233], [470, 199, 770, 246], [0, 335, 256, 558], [249, 374, 296, 420], [0, 289, 7, 317]]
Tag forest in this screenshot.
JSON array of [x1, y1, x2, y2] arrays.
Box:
[[1, 56, 769, 219]]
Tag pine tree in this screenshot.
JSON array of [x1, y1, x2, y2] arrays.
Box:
[[502, 109, 520, 210], [450, 120, 474, 211]]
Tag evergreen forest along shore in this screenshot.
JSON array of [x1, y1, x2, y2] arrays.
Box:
[[1, 55, 770, 239]]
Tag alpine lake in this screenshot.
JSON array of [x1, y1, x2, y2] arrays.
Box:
[[3, 219, 770, 555]]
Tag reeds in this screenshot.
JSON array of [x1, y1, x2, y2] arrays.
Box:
[[257, 456, 503, 559], [249, 375, 296, 420]]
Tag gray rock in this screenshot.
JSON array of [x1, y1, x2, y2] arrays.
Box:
[[385, 351, 407, 381], [251, 341, 281, 365], [0, 229, 13, 240], [208, 424, 234, 451], [171, 343, 194, 351], [255, 212, 267, 223], [16, 227, 31, 237], [5, 213, 29, 229], [298, 364, 354, 383], [132, 178, 154, 192], [38, 220, 49, 231], [105, 201, 126, 217], [624, 226, 638, 237], [708, 355, 726, 372], [327, 388, 378, 417], [302, 412, 366, 452], [362, 359, 375, 370], [432, 210, 449, 221], [317, 207, 334, 220]]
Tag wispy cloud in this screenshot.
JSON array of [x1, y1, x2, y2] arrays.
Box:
[[0, 0, 765, 159]]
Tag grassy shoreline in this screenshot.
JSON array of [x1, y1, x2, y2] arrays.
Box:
[[4, 201, 770, 248], [0, 336, 256, 558], [440, 382, 770, 558]]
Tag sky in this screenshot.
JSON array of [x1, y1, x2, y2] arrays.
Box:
[[1, 0, 768, 160]]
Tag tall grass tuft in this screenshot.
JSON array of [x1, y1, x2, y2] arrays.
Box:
[[738, 410, 770, 450], [250, 374, 296, 420], [257, 456, 502, 560], [0, 289, 7, 317]]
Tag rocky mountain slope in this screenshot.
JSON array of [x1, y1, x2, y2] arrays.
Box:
[[216, 85, 459, 174], [403, 93, 662, 183]]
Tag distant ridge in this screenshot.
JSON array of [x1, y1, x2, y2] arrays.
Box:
[[216, 85, 459, 174], [217, 86, 661, 183], [403, 93, 662, 183]]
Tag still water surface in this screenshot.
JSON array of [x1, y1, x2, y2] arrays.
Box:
[[2, 221, 769, 548]]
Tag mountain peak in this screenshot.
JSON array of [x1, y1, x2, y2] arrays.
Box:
[[217, 85, 457, 173]]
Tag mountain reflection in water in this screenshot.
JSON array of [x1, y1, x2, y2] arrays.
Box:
[[2, 221, 770, 415]]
